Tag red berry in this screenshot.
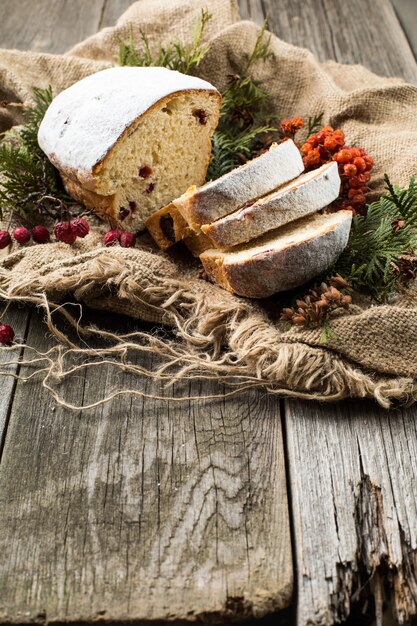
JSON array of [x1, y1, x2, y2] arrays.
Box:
[[335, 149, 353, 164], [353, 157, 366, 173], [0, 230, 12, 249], [322, 125, 334, 133], [32, 226, 50, 243], [301, 142, 312, 154], [71, 217, 90, 238], [348, 176, 363, 189], [103, 229, 121, 247], [13, 226, 31, 244], [348, 188, 362, 199], [363, 155, 374, 170], [119, 231, 136, 248], [351, 193, 366, 205], [0, 324, 14, 345], [344, 163, 357, 177], [54, 221, 77, 245], [307, 136, 319, 148], [323, 136, 338, 151]]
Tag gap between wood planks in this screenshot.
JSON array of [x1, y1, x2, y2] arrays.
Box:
[[240, 0, 417, 625]]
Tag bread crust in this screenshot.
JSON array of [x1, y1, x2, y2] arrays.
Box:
[[200, 211, 352, 298], [61, 173, 117, 222]]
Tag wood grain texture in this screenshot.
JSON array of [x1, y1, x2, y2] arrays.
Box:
[[259, 0, 417, 85], [99, 0, 138, 29], [285, 399, 417, 626], [238, 0, 417, 623], [391, 0, 417, 61], [0, 306, 29, 450], [0, 0, 106, 54], [0, 310, 292, 623]]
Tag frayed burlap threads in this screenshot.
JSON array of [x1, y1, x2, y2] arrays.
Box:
[[1, 0, 417, 408]]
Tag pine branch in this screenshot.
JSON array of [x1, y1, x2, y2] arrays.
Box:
[[333, 175, 417, 299], [306, 111, 324, 136], [0, 86, 70, 222], [118, 9, 212, 74], [207, 125, 276, 180]]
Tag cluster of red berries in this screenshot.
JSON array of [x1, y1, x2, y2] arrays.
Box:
[[0, 224, 50, 249], [280, 116, 304, 137], [0, 217, 91, 249], [0, 323, 14, 345], [301, 125, 374, 214], [103, 228, 136, 248], [54, 217, 89, 244]]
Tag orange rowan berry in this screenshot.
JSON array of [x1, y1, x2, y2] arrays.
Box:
[[363, 155, 374, 170], [353, 157, 366, 173], [344, 163, 357, 177], [301, 142, 313, 154], [323, 136, 338, 151], [335, 148, 353, 164], [351, 193, 366, 205]]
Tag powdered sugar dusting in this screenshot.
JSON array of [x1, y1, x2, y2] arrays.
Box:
[[38, 66, 219, 181]]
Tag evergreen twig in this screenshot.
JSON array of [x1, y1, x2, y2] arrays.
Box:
[[118, 9, 212, 74], [333, 175, 417, 299], [0, 87, 71, 223]]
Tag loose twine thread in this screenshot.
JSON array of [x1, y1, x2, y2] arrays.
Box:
[[1, 279, 416, 411]]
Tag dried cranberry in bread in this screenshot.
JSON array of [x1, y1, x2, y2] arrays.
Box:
[[38, 67, 221, 230], [146, 203, 193, 250], [175, 139, 304, 230], [202, 162, 341, 248], [200, 211, 352, 298]]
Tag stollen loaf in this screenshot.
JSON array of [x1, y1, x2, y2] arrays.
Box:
[[38, 66, 221, 230]]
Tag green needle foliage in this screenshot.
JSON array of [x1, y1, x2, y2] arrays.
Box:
[[334, 175, 417, 299], [118, 14, 277, 181], [0, 86, 68, 222], [207, 21, 277, 180], [118, 8, 212, 74]]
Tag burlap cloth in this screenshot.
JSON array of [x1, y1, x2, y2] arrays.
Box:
[[1, 0, 417, 408]]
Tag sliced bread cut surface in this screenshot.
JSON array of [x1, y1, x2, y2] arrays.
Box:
[[174, 140, 304, 230], [38, 67, 221, 230], [200, 211, 352, 298], [201, 161, 340, 249]]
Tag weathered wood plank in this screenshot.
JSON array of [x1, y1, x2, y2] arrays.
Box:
[[238, 0, 417, 623], [0, 0, 106, 54], [0, 1, 293, 622], [0, 306, 29, 450], [391, 0, 417, 61], [99, 0, 137, 30], [0, 308, 292, 623], [285, 400, 417, 625], [260, 0, 417, 85]]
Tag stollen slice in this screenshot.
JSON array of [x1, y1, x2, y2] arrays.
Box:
[[200, 210, 352, 298], [175, 139, 304, 229], [145, 139, 304, 248], [201, 161, 340, 249]]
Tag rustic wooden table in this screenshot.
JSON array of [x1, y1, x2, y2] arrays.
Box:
[[0, 1, 417, 625]]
